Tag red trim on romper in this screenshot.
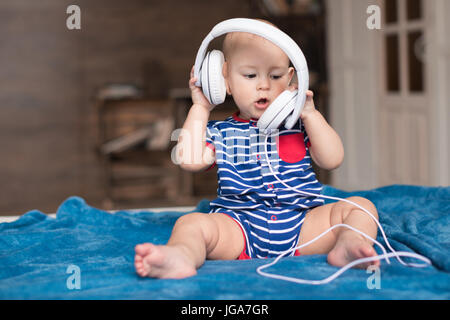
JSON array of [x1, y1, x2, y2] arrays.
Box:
[[206, 141, 215, 151], [218, 212, 300, 259], [205, 142, 216, 171], [217, 212, 251, 260], [232, 112, 258, 123]]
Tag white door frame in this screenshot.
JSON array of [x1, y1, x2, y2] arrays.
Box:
[[326, 0, 449, 190], [326, 0, 379, 190], [427, 0, 450, 186], [377, 0, 429, 186]]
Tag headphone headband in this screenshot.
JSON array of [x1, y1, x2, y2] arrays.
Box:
[[193, 18, 308, 129]]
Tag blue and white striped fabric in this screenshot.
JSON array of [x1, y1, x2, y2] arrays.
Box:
[[206, 112, 324, 259]]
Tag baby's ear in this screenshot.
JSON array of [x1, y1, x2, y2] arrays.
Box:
[[287, 67, 295, 84], [222, 61, 231, 95]]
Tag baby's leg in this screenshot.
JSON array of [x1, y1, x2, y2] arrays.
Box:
[[298, 196, 379, 269], [135, 212, 244, 279]]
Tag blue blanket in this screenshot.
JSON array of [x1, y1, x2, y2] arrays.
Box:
[[1, 185, 449, 300]]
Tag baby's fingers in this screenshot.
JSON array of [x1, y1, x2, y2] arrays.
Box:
[[305, 90, 314, 104], [190, 66, 199, 83], [189, 77, 199, 90], [189, 66, 200, 89]]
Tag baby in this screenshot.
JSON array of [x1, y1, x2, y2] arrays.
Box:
[[135, 21, 380, 279]]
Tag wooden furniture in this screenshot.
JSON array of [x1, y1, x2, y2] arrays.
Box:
[[96, 89, 232, 209], [170, 89, 238, 204], [96, 97, 179, 209]]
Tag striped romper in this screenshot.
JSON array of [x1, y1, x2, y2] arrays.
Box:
[[206, 112, 324, 259]]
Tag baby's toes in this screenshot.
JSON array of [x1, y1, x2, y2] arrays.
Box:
[[135, 243, 153, 256], [135, 260, 149, 277]]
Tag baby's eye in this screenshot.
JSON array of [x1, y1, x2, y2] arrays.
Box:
[[270, 75, 282, 80], [244, 74, 256, 79]]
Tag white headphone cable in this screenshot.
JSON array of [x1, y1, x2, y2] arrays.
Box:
[[255, 130, 432, 285], [257, 250, 431, 285]]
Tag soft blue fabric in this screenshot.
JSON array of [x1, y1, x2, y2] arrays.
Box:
[[0, 185, 449, 300]]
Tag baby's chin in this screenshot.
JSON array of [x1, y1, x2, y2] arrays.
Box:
[[250, 108, 267, 120], [236, 106, 267, 121], [238, 111, 262, 121]]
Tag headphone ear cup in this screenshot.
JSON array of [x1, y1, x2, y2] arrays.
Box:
[[257, 90, 297, 132], [207, 50, 226, 105], [201, 52, 211, 104], [201, 50, 226, 105]]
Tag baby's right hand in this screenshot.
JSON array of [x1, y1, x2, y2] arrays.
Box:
[[189, 66, 215, 112]]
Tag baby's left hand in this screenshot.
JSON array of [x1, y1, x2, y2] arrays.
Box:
[[288, 83, 316, 120], [300, 90, 316, 121]]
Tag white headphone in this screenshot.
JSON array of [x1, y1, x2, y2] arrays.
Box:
[[193, 18, 309, 132]]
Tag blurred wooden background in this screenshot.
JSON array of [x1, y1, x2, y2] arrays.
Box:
[[0, 0, 328, 215]]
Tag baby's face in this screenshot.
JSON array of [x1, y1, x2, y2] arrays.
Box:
[[223, 33, 294, 120]]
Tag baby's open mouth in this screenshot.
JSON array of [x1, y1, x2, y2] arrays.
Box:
[[255, 98, 269, 109]]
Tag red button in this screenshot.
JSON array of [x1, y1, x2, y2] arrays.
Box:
[[271, 215, 277, 221], [268, 184, 274, 189], [256, 154, 261, 160]]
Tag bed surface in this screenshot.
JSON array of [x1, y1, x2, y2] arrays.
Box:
[[0, 185, 449, 300]]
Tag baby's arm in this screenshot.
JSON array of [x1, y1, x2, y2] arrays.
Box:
[[301, 91, 344, 170], [177, 67, 216, 172]]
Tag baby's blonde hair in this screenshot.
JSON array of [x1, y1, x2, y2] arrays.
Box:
[[222, 19, 280, 60]]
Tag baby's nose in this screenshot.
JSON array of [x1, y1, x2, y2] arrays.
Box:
[[257, 76, 270, 90]]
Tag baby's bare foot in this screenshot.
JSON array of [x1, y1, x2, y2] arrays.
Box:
[[134, 243, 197, 279], [327, 233, 380, 269]]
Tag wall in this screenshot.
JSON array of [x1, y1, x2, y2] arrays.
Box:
[[0, 1, 83, 215], [427, 0, 450, 187], [0, 0, 250, 215], [326, 0, 379, 190]]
